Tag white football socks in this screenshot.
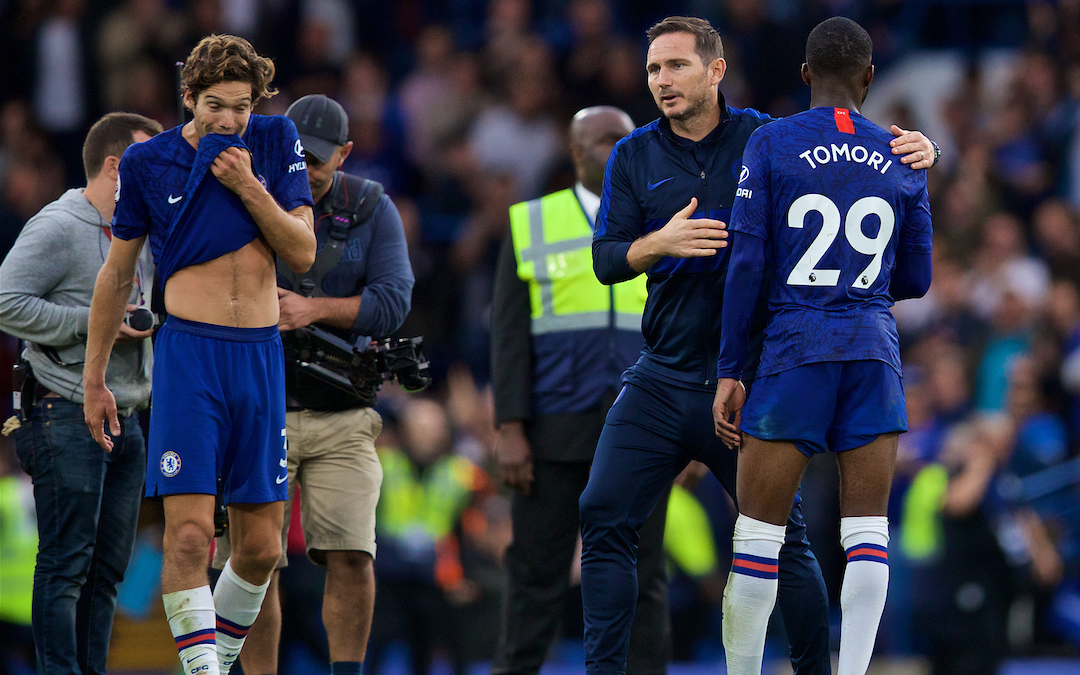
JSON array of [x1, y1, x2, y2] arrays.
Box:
[[838, 516, 890, 675], [164, 585, 220, 675], [722, 514, 787, 675], [213, 558, 271, 675]]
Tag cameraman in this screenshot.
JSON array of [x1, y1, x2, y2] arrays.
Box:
[[0, 112, 161, 675], [214, 94, 414, 675]]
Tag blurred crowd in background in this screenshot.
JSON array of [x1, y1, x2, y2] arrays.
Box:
[[2, 0, 1080, 673]]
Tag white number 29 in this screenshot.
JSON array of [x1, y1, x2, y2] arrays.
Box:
[[786, 194, 895, 289]]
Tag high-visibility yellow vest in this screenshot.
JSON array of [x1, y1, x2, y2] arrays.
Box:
[[664, 484, 719, 578], [900, 463, 948, 561], [509, 189, 646, 335], [376, 448, 483, 540]]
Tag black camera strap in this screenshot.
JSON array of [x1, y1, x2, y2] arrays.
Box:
[[278, 172, 384, 299]]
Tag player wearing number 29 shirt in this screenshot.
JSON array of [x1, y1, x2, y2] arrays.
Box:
[[717, 100, 932, 389], [580, 15, 938, 675], [714, 17, 933, 675]]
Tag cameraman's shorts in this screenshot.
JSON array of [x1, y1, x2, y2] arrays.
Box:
[[214, 405, 383, 569], [146, 317, 287, 504], [741, 359, 907, 458]]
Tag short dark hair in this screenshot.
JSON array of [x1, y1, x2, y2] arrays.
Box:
[[182, 34, 278, 104], [805, 17, 872, 80], [82, 112, 163, 180], [646, 16, 723, 65]]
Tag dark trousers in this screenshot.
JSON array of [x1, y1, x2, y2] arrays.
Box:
[[579, 378, 830, 675], [492, 460, 670, 675], [13, 398, 145, 675]]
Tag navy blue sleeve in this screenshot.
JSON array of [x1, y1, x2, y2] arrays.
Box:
[[891, 172, 933, 300], [353, 195, 415, 337], [717, 231, 766, 379], [112, 152, 150, 240], [727, 128, 770, 239], [890, 249, 932, 301], [593, 139, 642, 285], [898, 177, 933, 254], [268, 116, 314, 213]]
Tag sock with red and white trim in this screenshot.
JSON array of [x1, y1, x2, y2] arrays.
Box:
[[163, 585, 220, 675], [722, 514, 787, 675], [838, 516, 890, 675], [213, 558, 270, 675]]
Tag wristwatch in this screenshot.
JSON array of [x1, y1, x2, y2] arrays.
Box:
[[929, 139, 941, 166]]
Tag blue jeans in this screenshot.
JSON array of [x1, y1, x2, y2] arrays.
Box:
[[13, 397, 146, 675]]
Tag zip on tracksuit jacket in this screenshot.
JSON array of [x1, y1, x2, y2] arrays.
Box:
[[592, 92, 773, 390]]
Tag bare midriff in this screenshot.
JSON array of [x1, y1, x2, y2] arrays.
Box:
[[164, 237, 279, 328]]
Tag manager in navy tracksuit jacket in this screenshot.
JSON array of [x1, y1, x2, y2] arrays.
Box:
[[577, 16, 938, 675]]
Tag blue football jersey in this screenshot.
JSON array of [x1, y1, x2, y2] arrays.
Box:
[[112, 114, 313, 280], [728, 106, 932, 377]]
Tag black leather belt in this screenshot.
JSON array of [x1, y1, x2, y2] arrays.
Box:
[[34, 382, 58, 399]]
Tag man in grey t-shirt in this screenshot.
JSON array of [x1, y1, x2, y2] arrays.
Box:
[[0, 112, 161, 675]]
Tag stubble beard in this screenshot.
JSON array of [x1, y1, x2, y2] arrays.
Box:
[[664, 87, 711, 124]]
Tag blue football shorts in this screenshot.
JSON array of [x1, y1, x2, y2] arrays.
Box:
[[146, 317, 288, 504], [741, 360, 907, 458]]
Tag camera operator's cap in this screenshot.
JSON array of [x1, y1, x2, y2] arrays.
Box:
[[285, 94, 349, 163]]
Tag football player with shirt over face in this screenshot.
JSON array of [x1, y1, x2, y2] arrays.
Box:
[[82, 34, 316, 675]]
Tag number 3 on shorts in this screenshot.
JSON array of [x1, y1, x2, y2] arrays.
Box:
[[786, 193, 895, 289]]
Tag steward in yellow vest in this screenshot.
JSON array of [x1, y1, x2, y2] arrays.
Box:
[[490, 107, 672, 675], [507, 187, 647, 416]]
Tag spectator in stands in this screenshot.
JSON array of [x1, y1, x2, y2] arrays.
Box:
[[339, 52, 413, 195], [96, 0, 186, 111], [469, 44, 562, 200]]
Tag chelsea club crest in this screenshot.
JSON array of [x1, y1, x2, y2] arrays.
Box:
[[161, 451, 181, 477]]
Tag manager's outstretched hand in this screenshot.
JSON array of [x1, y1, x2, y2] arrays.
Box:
[[627, 197, 728, 272]]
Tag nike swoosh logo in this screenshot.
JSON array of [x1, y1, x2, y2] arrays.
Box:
[[168, 195, 183, 204], [276, 474, 287, 484], [647, 177, 674, 190]]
